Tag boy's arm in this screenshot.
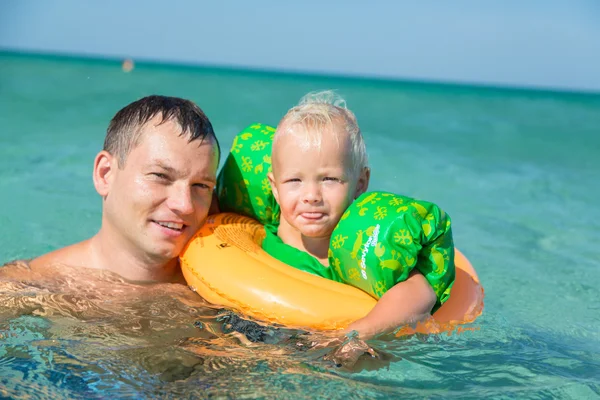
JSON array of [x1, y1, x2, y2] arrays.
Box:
[[347, 270, 436, 339]]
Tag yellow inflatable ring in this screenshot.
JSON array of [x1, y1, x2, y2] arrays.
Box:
[[181, 213, 484, 332]]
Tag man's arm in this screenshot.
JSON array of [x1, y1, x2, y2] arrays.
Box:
[[347, 270, 436, 339]]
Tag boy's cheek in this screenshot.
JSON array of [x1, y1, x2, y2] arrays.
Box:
[[278, 191, 295, 208], [280, 202, 295, 216]]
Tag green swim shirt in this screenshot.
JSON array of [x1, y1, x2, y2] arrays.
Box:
[[261, 226, 340, 282]]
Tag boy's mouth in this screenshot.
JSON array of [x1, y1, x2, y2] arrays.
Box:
[[300, 212, 325, 220]]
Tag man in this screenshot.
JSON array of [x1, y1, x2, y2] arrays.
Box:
[[5, 95, 220, 283]]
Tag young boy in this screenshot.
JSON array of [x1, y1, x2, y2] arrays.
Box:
[[263, 91, 455, 339]]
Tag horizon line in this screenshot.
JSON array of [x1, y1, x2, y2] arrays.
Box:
[[2, 48, 599, 98]]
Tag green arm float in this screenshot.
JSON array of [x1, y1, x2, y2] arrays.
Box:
[[328, 191, 455, 311], [216, 123, 280, 229]]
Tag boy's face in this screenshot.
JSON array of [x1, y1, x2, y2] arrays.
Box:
[[269, 123, 369, 240]]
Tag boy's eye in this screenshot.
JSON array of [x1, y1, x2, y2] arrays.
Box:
[[284, 178, 301, 183], [323, 177, 340, 182]]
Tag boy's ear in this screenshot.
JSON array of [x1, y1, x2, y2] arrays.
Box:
[[354, 167, 370, 199], [268, 171, 280, 203], [93, 150, 116, 199]]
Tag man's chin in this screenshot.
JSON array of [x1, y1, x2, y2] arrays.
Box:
[[147, 244, 183, 262], [149, 234, 191, 254]]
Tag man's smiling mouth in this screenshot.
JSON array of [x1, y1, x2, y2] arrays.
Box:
[[155, 221, 185, 231]]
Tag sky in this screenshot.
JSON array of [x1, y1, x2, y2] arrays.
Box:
[[1, 0, 599, 92]]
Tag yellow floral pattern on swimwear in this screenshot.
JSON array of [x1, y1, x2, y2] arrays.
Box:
[[251, 140, 269, 152], [261, 178, 271, 195], [216, 123, 280, 228], [393, 229, 413, 245], [374, 280, 386, 297], [374, 206, 387, 220], [328, 256, 343, 280], [241, 156, 253, 172], [347, 268, 361, 282], [328, 191, 456, 311], [331, 234, 348, 249]]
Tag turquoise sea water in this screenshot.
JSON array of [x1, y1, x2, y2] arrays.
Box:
[[1, 52, 599, 399]]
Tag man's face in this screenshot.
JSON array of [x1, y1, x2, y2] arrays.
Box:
[[103, 116, 219, 263]]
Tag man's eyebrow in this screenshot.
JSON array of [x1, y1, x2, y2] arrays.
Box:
[[200, 175, 217, 184], [151, 161, 217, 183], [150, 161, 178, 174]]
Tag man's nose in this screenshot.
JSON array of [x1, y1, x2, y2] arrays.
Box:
[[167, 184, 195, 215]]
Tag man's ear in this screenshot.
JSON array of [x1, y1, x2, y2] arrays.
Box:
[[354, 167, 370, 199], [93, 151, 116, 198], [268, 171, 280, 203]]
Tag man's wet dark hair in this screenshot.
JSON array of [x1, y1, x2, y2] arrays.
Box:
[[104, 95, 220, 167]]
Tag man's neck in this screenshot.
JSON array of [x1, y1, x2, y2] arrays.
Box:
[[88, 228, 182, 283], [277, 220, 330, 265]]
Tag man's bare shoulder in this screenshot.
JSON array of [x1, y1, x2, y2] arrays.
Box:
[[0, 259, 32, 276], [0, 241, 90, 282], [0, 240, 125, 292], [28, 241, 90, 269], [0, 241, 90, 273]]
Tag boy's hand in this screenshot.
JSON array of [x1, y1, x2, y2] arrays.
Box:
[[323, 335, 380, 368], [296, 331, 387, 370]]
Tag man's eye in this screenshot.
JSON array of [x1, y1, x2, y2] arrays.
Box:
[[193, 183, 211, 190], [151, 172, 168, 180]]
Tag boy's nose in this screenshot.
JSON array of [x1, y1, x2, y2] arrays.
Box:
[[302, 184, 322, 203]]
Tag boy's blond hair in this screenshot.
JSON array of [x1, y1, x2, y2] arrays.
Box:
[[274, 90, 368, 176]]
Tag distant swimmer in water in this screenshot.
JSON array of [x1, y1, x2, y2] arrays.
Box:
[[2, 95, 221, 283], [122, 58, 134, 72]]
